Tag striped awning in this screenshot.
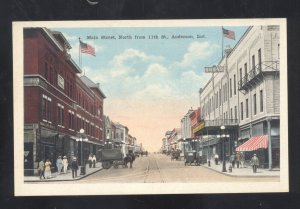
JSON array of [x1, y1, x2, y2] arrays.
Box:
[[236, 135, 268, 151]]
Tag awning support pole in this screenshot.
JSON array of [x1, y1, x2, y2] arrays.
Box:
[[267, 117, 272, 170]]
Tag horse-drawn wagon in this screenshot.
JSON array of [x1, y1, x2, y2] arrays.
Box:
[[98, 148, 135, 169]]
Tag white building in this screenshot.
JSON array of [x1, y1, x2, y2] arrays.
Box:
[[196, 25, 280, 169], [180, 108, 194, 140]]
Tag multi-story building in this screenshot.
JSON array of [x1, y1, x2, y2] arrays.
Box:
[[195, 25, 280, 169], [164, 131, 172, 152], [114, 122, 130, 157], [24, 28, 106, 175], [180, 108, 194, 140], [168, 128, 181, 150]]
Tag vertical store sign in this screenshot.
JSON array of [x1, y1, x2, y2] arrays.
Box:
[[57, 74, 64, 89]]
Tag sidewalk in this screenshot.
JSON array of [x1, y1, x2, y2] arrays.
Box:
[[202, 161, 280, 177], [24, 162, 102, 182]]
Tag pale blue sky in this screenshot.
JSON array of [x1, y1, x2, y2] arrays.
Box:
[[52, 26, 248, 151]]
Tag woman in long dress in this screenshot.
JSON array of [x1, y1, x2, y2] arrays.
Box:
[[62, 156, 68, 173], [44, 159, 52, 179]]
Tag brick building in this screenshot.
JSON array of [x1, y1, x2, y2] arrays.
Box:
[[23, 28, 106, 175], [195, 25, 280, 169]]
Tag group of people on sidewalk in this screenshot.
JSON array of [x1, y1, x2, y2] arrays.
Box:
[[214, 152, 260, 173], [37, 154, 98, 180], [88, 154, 97, 168]]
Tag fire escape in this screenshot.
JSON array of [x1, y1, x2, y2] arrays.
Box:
[[238, 61, 280, 94]]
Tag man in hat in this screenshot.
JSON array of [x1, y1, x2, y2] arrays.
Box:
[[71, 157, 78, 178], [250, 153, 259, 173]]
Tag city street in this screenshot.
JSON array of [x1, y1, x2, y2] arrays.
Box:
[[76, 153, 279, 183]]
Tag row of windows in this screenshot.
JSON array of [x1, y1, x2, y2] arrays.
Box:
[[202, 49, 263, 118], [44, 61, 75, 100], [76, 88, 101, 117], [239, 49, 262, 86], [202, 88, 264, 121], [44, 55, 101, 117], [240, 90, 264, 120], [41, 95, 102, 139]]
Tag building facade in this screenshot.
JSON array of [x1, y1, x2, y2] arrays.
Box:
[[180, 109, 194, 140], [24, 28, 106, 175], [195, 25, 280, 169]]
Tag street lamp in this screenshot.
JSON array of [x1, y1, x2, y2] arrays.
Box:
[[76, 128, 88, 175], [217, 125, 229, 172]]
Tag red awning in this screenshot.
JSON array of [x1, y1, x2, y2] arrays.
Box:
[[236, 135, 268, 152]]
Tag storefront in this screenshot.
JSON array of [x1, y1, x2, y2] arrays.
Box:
[[236, 118, 280, 169]]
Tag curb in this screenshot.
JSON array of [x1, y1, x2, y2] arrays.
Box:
[[24, 168, 103, 182], [202, 165, 280, 178]]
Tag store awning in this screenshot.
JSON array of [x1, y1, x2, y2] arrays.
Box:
[[236, 135, 268, 151]]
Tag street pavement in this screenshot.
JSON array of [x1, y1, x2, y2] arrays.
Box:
[[24, 154, 279, 183], [201, 160, 280, 177], [24, 162, 102, 182]]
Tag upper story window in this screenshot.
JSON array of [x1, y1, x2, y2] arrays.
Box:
[[252, 55, 256, 71], [246, 99, 249, 118], [44, 62, 48, 80], [234, 105, 237, 120], [57, 74, 65, 89], [239, 68, 243, 85], [42, 95, 52, 123], [57, 103, 64, 126], [253, 93, 257, 115], [244, 63, 248, 82], [258, 48, 262, 70], [234, 74, 236, 95], [240, 102, 243, 120], [230, 78, 232, 98], [260, 90, 264, 112]]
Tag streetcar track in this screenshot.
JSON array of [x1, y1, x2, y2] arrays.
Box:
[[143, 155, 165, 183], [143, 158, 151, 183]]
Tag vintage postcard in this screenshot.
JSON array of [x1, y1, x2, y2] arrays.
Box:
[[13, 19, 288, 195]]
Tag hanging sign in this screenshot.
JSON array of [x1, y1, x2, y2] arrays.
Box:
[[205, 65, 226, 73]]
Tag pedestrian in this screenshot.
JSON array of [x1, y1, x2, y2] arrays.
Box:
[[62, 156, 68, 173], [250, 153, 259, 173], [88, 154, 93, 168], [236, 152, 241, 168], [230, 153, 236, 168], [56, 156, 63, 175], [71, 157, 78, 178], [44, 159, 52, 179], [240, 152, 245, 168], [214, 153, 219, 165], [38, 159, 45, 179], [92, 154, 96, 168]]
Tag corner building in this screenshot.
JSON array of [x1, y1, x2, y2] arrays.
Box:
[[24, 28, 106, 175], [196, 26, 280, 169]]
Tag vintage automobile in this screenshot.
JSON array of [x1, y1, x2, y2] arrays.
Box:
[[184, 150, 201, 166]]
